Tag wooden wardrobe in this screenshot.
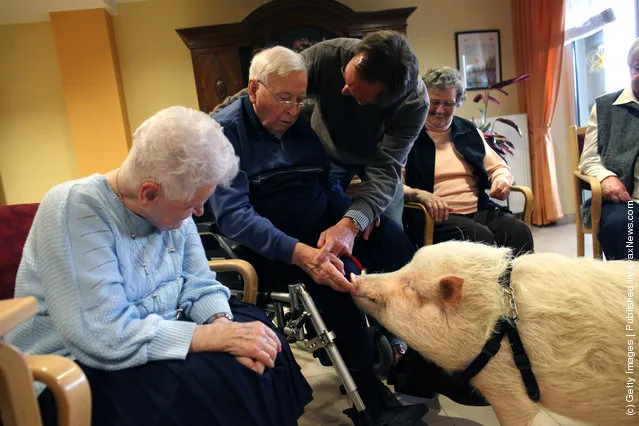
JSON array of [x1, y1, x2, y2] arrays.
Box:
[[176, 0, 415, 113]]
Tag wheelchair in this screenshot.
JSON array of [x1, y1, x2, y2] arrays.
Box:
[[195, 208, 395, 424]]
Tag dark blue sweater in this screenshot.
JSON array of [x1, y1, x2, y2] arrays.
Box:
[[209, 96, 351, 264]]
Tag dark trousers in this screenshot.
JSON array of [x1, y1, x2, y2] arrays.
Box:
[[38, 299, 312, 426], [433, 208, 534, 256], [599, 201, 638, 261]]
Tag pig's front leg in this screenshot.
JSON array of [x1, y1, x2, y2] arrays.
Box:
[[480, 385, 539, 426], [492, 403, 537, 426], [472, 358, 540, 426]]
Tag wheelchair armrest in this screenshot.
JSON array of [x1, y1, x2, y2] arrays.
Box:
[[209, 259, 258, 304]]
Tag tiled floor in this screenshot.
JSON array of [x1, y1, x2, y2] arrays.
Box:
[[297, 221, 597, 425]]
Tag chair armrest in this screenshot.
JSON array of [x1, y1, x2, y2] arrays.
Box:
[[0, 297, 38, 336], [0, 341, 43, 426], [573, 171, 603, 230], [209, 259, 258, 305], [28, 355, 91, 426], [403, 201, 434, 246], [510, 185, 534, 226]]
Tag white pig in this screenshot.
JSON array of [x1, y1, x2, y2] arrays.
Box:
[[352, 241, 636, 426]]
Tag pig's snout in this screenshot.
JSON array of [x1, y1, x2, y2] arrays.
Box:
[[350, 272, 360, 289], [350, 272, 371, 298], [350, 272, 382, 307]]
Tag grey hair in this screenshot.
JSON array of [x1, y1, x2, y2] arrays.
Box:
[[121, 106, 239, 202], [421, 67, 468, 106], [249, 46, 307, 85], [628, 37, 639, 65]]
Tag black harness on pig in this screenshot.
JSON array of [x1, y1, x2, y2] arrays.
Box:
[[454, 262, 541, 402]]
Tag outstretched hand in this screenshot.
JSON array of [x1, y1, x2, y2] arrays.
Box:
[[292, 242, 356, 293], [316, 218, 358, 258]]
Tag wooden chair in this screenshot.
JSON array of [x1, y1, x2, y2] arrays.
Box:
[[348, 177, 534, 248], [403, 186, 533, 248], [0, 203, 258, 425], [0, 204, 92, 426], [0, 297, 92, 426], [568, 125, 603, 259]]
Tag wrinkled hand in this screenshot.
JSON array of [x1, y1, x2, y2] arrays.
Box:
[[235, 356, 266, 374], [489, 177, 511, 201], [414, 189, 451, 222], [190, 319, 281, 369], [293, 243, 356, 293], [601, 176, 632, 203], [362, 217, 381, 240], [316, 218, 358, 257]]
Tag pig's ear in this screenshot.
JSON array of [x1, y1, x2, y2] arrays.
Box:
[[439, 276, 464, 309]]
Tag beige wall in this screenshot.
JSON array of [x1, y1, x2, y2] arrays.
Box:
[[114, 0, 521, 131], [114, 0, 265, 130], [0, 0, 540, 205], [0, 21, 76, 204], [343, 0, 521, 119]]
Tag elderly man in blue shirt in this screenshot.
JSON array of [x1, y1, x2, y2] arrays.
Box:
[[209, 45, 426, 425]]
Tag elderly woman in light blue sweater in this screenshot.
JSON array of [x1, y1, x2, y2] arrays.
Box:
[[8, 106, 312, 426]]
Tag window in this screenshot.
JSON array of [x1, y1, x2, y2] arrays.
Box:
[[567, 0, 638, 125]]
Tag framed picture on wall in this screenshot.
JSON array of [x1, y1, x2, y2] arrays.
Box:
[[455, 30, 502, 90]]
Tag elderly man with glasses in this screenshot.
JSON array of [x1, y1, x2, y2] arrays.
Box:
[[209, 46, 427, 425], [215, 31, 428, 254]]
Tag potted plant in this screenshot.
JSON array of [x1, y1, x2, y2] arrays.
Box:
[[472, 74, 530, 160]]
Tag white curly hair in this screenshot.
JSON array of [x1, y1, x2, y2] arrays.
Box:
[[121, 106, 239, 201]]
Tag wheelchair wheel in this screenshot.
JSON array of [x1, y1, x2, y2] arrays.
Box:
[[369, 327, 393, 377]]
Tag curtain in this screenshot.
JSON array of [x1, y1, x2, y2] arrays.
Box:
[[512, 0, 566, 225]]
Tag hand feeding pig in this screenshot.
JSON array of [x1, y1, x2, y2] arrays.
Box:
[[352, 240, 636, 426]]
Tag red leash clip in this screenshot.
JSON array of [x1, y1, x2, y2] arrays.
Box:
[[347, 254, 364, 272]]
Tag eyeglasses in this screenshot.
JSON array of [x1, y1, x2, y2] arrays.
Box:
[[430, 100, 457, 110], [258, 81, 306, 110], [340, 66, 375, 105]]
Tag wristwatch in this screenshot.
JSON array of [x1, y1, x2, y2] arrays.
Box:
[[204, 312, 233, 324], [346, 217, 362, 234]]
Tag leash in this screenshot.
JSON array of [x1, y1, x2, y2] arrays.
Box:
[[454, 262, 541, 402], [347, 254, 364, 272]]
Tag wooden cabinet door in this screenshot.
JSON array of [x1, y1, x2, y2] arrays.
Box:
[[192, 47, 243, 113]]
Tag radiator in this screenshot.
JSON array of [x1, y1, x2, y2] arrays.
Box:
[[486, 113, 532, 214]]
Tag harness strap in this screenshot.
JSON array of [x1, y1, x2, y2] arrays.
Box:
[[453, 261, 541, 402], [504, 321, 540, 401], [454, 318, 508, 382]]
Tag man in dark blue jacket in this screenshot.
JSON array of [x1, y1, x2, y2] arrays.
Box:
[[209, 46, 425, 425]]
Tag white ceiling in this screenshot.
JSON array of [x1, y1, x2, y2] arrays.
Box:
[[0, 0, 147, 26]]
